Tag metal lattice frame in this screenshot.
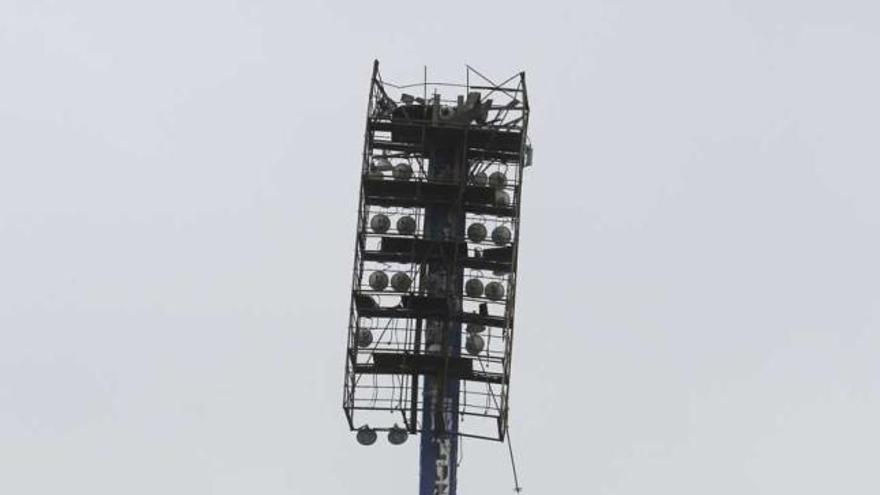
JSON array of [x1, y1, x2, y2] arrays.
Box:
[[343, 61, 530, 442]]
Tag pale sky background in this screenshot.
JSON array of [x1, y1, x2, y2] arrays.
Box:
[[1, 1, 879, 494]]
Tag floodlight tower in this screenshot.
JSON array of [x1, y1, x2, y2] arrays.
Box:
[[343, 60, 531, 495]]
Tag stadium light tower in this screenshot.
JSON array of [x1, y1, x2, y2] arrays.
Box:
[[342, 60, 532, 495]]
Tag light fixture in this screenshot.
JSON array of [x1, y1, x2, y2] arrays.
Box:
[[485, 281, 505, 301], [397, 215, 416, 235], [391, 272, 412, 292], [370, 214, 390, 233], [488, 171, 507, 190], [491, 226, 512, 245], [465, 334, 485, 355], [369, 271, 388, 291], [465, 278, 484, 297], [393, 163, 413, 180], [467, 223, 487, 243], [356, 329, 373, 348], [388, 424, 409, 445], [356, 425, 377, 446], [494, 190, 510, 207]]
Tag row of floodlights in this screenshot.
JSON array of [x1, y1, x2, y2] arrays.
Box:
[[370, 215, 513, 245], [370, 159, 512, 189], [356, 424, 408, 446], [366, 271, 506, 300], [355, 321, 490, 355]]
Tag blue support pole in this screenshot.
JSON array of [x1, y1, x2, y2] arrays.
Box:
[[419, 143, 463, 495], [419, 374, 460, 495]]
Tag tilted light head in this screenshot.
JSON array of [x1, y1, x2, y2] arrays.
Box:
[[356, 425, 377, 446], [396, 215, 417, 235], [388, 424, 409, 445], [485, 281, 506, 301], [467, 223, 487, 243], [390, 272, 412, 292], [494, 190, 510, 207], [492, 226, 512, 246], [465, 278, 484, 297], [368, 271, 388, 291], [465, 334, 485, 355], [370, 214, 390, 234], [393, 163, 413, 181], [356, 329, 373, 348], [488, 171, 507, 190]]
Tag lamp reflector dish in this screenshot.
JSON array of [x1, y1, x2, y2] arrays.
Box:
[[393, 163, 413, 181], [466, 334, 485, 355], [370, 214, 390, 234], [388, 424, 408, 445], [356, 426, 377, 446], [465, 278, 484, 297], [396, 215, 416, 235], [390, 272, 412, 292], [368, 271, 388, 291], [467, 223, 487, 243], [485, 281, 506, 301], [492, 226, 512, 245], [488, 171, 507, 190]]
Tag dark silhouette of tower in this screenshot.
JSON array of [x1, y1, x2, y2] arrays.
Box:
[[343, 60, 531, 495]]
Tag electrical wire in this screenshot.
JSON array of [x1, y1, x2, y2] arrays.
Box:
[[505, 424, 523, 493]]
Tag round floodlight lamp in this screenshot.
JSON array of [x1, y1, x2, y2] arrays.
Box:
[[396, 215, 417, 235], [485, 281, 506, 301], [467, 223, 487, 243], [465, 334, 485, 355], [390, 272, 412, 292], [488, 171, 507, 190], [494, 190, 510, 207], [465, 278, 484, 298], [368, 271, 388, 291], [393, 163, 413, 181], [356, 329, 373, 348], [388, 424, 409, 445], [492, 226, 512, 246], [356, 426, 377, 446], [370, 214, 390, 234]]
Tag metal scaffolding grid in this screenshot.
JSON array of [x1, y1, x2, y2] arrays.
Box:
[[343, 61, 530, 442]]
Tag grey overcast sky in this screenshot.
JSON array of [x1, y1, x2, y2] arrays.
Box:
[[1, 1, 879, 494]]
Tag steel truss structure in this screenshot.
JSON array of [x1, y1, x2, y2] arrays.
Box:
[[342, 60, 531, 495]]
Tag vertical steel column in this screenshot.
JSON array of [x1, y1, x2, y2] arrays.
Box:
[[419, 140, 464, 495]]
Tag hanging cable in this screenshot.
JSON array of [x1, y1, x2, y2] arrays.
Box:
[[505, 424, 523, 493]]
